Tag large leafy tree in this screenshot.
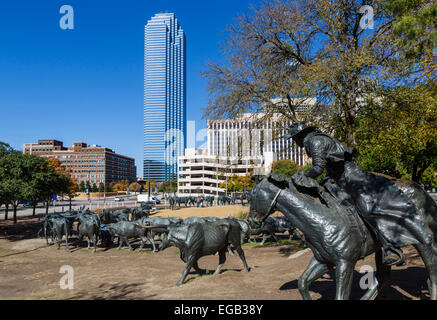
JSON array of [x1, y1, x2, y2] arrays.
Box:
[[0, 142, 13, 220], [44, 158, 72, 214], [220, 173, 255, 192], [129, 182, 142, 194], [271, 159, 303, 178], [0, 151, 33, 223], [384, 0, 437, 63], [158, 180, 178, 193], [202, 0, 435, 147], [356, 83, 437, 183]]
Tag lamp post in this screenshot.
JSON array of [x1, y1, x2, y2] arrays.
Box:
[[148, 160, 151, 201]]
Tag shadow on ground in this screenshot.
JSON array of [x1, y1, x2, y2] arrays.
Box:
[[69, 282, 157, 300], [0, 214, 46, 242], [279, 266, 430, 300]]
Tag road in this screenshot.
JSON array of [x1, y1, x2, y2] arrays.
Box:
[[0, 196, 163, 219]]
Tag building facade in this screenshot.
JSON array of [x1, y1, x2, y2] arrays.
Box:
[[23, 140, 136, 185], [144, 13, 186, 182], [177, 148, 277, 197], [178, 112, 313, 196], [207, 113, 309, 166]]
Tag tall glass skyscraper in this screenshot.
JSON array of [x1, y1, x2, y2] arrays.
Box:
[[144, 13, 186, 182]]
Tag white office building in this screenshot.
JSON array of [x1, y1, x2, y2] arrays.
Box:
[[177, 112, 313, 196], [177, 148, 277, 197], [207, 113, 309, 166]]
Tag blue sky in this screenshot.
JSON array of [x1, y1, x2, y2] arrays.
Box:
[[0, 0, 259, 177]]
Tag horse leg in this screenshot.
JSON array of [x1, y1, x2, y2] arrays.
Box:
[[414, 243, 437, 300], [361, 249, 391, 300], [298, 257, 329, 300], [334, 260, 354, 300]]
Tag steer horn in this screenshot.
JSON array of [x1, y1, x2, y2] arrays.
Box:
[[136, 224, 168, 229]]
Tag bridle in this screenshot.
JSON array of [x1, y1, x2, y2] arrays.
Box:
[[266, 188, 282, 215]]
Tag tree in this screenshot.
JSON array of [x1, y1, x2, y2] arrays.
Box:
[[98, 182, 105, 193], [271, 159, 303, 178], [356, 83, 437, 183], [91, 183, 98, 193], [383, 0, 437, 63], [105, 183, 113, 193], [129, 182, 141, 194], [162, 179, 178, 193], [0, 151, 32, 223], [25, 155, 52, 216], [112, 179, 130, 193], [43, 157, 71, 214], [220, 173, 255, 192], [66, 179, 79, 211], [202, 0, 432, 147], [79, 181, 86, 192], [0, 142, 13, 220], [144, 179, 157, 192]]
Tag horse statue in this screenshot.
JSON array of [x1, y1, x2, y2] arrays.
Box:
[[248, 173, 437, 300]]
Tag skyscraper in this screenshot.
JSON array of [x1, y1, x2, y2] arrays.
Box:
[[144, 13, 186, 182]]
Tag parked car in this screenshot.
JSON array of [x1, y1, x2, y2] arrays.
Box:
[[137, 195, 161, 204], [114, 196, 125, 202], [21, 201, 38, 207], [151, 196, 161, 204]]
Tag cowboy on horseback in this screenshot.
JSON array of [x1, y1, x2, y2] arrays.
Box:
[[284, 122, 436, 267]]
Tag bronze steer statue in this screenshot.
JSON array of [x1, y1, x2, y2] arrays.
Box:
[[158, 219, 250, 287], [107, 220, 157, 252]]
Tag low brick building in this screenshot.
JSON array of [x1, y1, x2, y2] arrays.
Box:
[[23, 140, 136, 185]]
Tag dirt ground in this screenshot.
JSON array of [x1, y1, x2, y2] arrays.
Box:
[[0, 204, 432, 300]]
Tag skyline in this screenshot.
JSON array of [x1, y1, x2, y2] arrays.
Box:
[[0, 0, 260, 178]]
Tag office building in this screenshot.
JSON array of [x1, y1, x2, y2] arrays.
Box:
[[144, 13, 186, 182], [23, 140, 136, 185]]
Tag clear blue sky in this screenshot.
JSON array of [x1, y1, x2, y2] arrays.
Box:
[[0, 0, 259, 177]]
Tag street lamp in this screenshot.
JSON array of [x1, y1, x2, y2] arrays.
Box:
[[148, 159, 151, 201]]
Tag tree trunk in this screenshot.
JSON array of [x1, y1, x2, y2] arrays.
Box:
[[69, 198, 72, 211], [32, 203, 36, 216], [4, 203, 9, 220], [412, 158, 419, 183], [45, 201, 49, 215], [13, 204, 18, 224]]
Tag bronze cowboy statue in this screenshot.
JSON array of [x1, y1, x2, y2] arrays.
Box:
[[284, 122, 437, 267]]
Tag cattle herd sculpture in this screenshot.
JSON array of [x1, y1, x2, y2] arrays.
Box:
[[39, 201, 301, 287]]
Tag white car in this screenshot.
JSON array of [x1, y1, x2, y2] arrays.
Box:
[[137, 194, 161, 204], [114, 196, 124, 202]]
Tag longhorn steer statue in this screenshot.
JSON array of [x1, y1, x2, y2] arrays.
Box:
[[43, 214, 72, 251], [106, 220, 157, 252], [158, 219, 250, 287], [77, 213, 101, 252]]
